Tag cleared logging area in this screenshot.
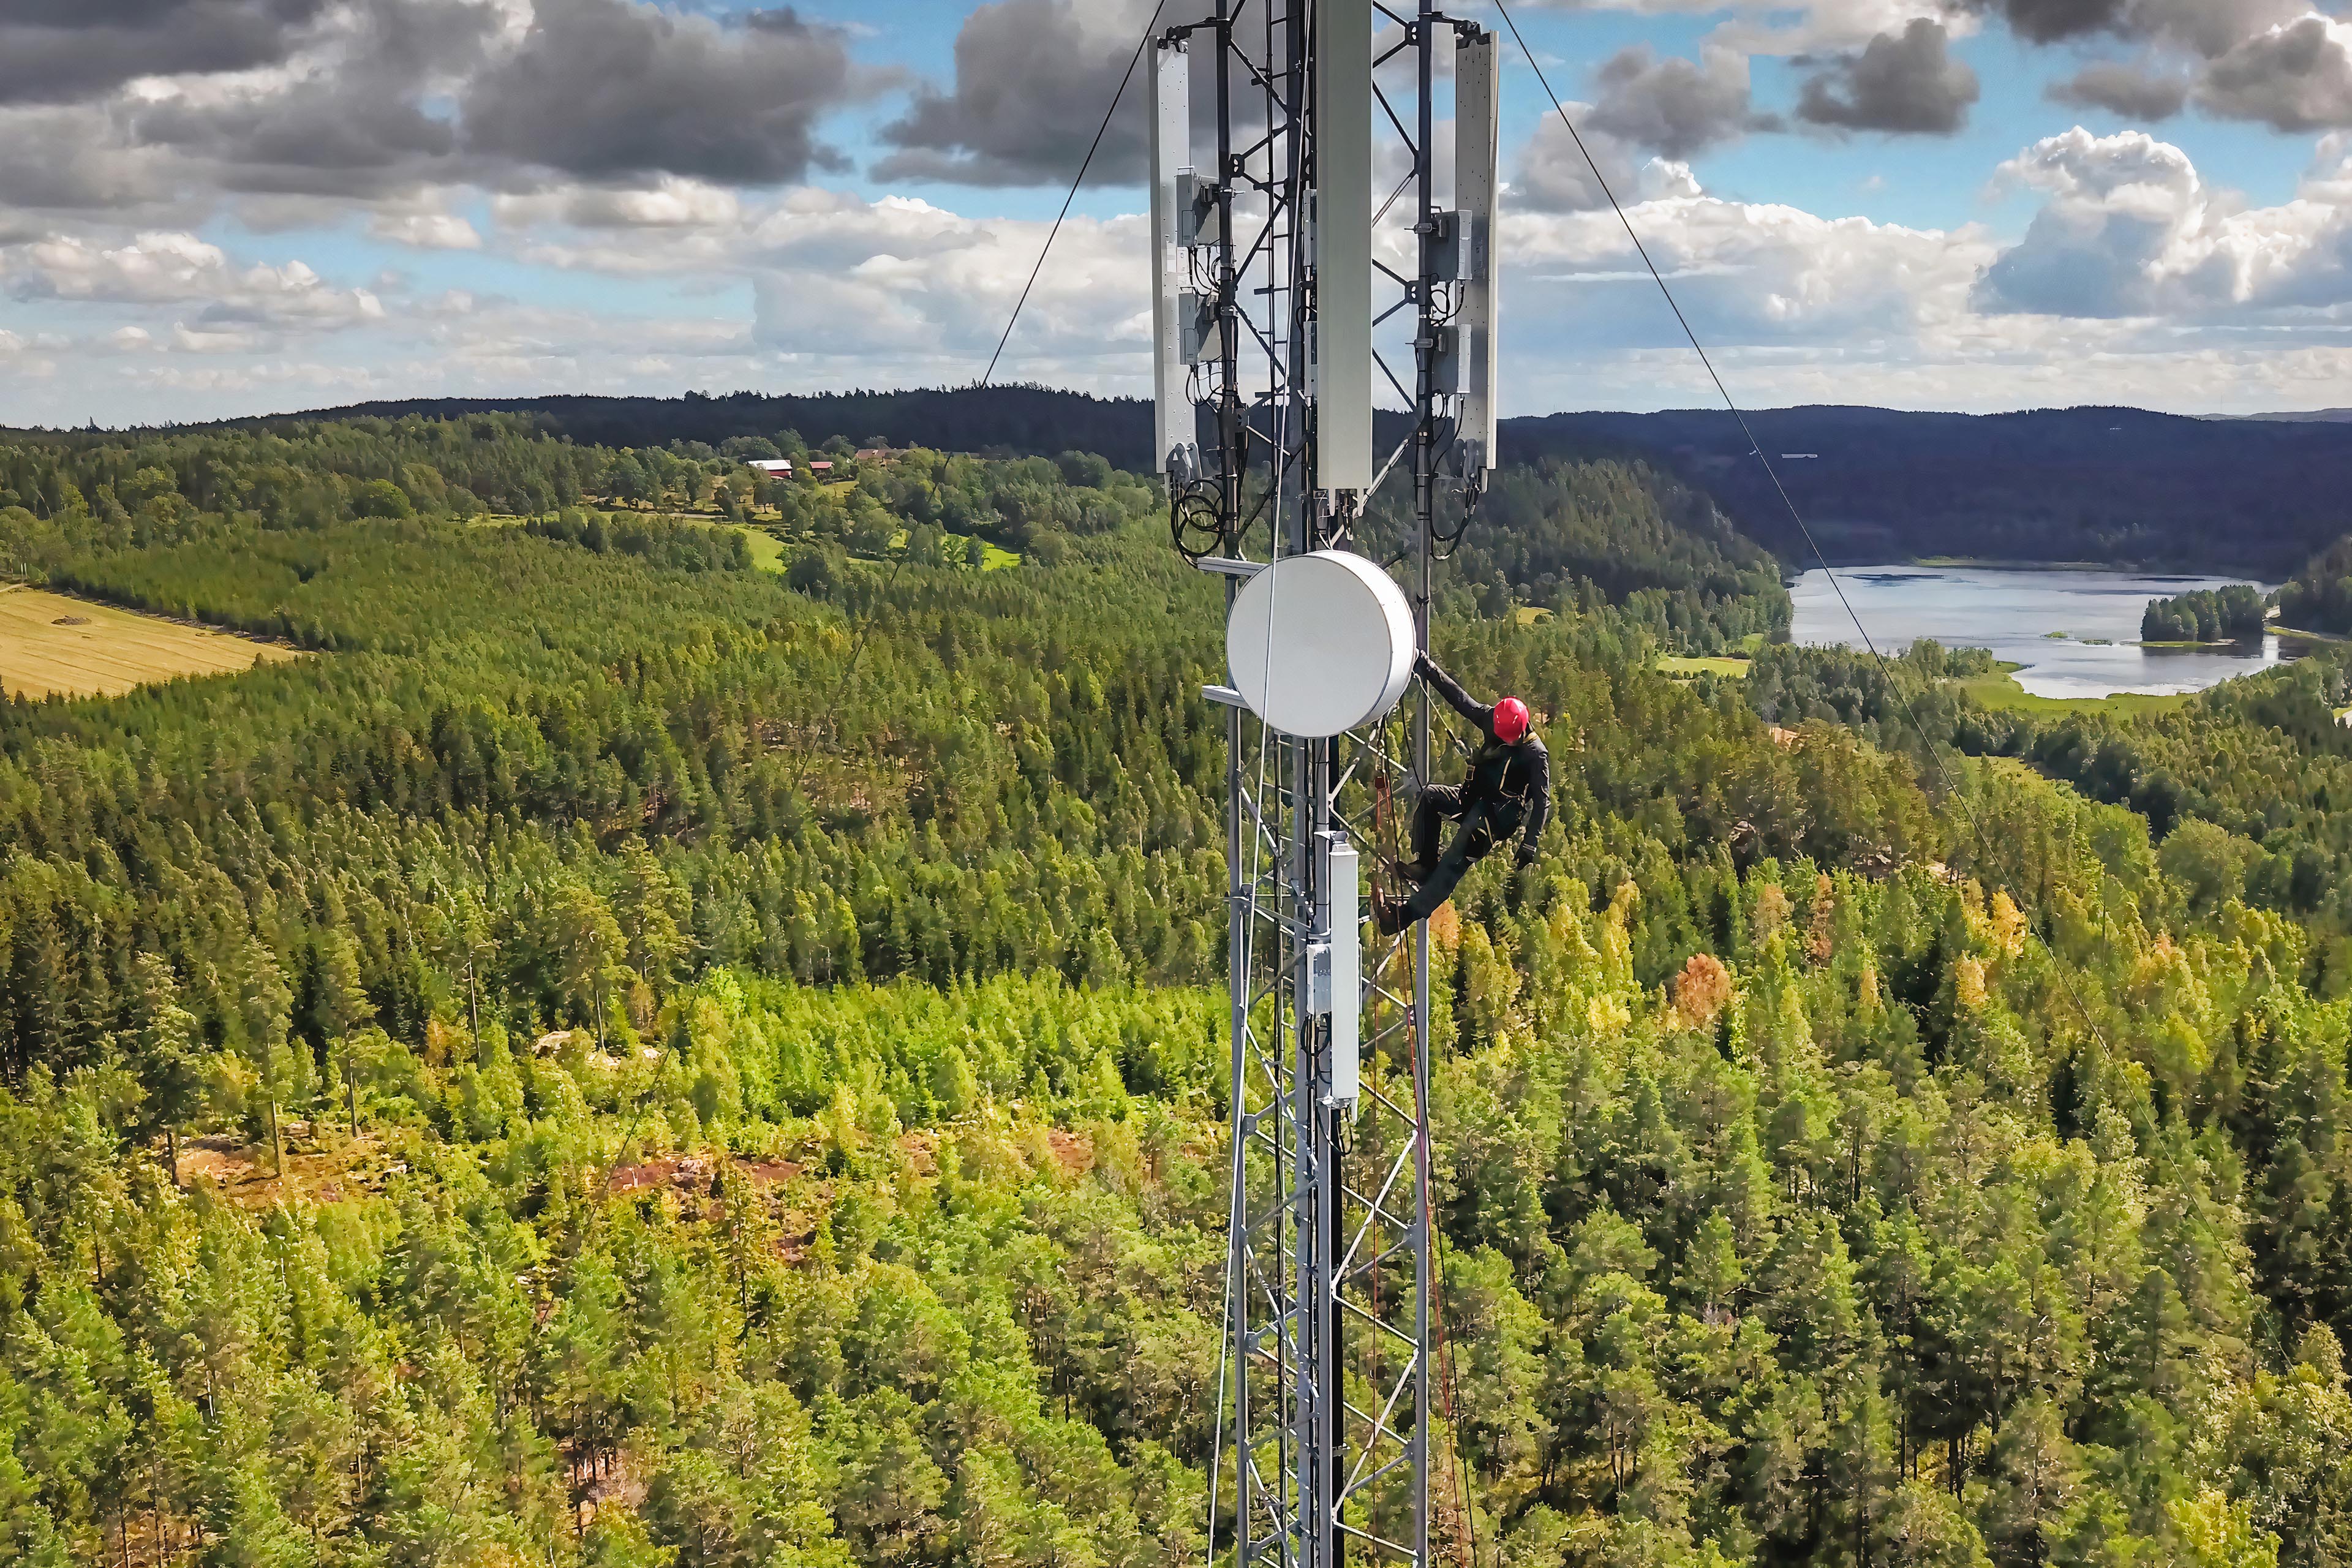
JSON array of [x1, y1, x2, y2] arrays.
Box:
[[0, 586, 301, 698]]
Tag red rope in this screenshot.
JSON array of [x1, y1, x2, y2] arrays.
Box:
[[1380, 734, 1482, 1568]]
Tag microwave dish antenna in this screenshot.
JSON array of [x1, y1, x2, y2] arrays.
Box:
[[1226, 551, 1416, 739]]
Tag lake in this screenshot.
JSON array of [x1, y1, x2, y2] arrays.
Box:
[[1788, 565, 2286, 699]]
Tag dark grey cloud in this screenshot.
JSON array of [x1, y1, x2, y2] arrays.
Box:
[[872, 0, 1231, 189], [2048, 60, 2192, 117], [1996, 0, 2349, 132], [124, 0, 490, 198], [0, 0, 877, 221], [0, 0, 328, 108], [1990, 0, 2129, 46], [2123, 0, 2301, 61], [1515, 117, 1634, 213], [1587, 45, 1774, 159], [874, 0, 1156, 187], [1796, 20, 1981, 135], [1510, 113, 1702, 213], [0, 107, 167, 211], [463, 1, 859, 183], [1978, 0, 2296, 55], [2195, 16, 2352, 131]]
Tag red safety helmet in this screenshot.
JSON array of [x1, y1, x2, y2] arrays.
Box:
[[1494, 697, 1531, 744]]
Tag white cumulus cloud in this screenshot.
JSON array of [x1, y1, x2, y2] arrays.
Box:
[[7, 230, 385, 328], [1976, 126, 2352, 316]]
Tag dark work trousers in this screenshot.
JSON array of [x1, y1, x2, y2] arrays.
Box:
[[1404, 785, 1523, 921]]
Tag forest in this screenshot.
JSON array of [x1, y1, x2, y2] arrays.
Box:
[[2139, 585, 2267, 644], [1512, 405, 2352, 574], [116, 388, 2352, 578], [2277, 540, 2352, 636], [0, 413, 2350, 1567]]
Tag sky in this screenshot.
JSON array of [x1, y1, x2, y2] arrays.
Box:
[[2, 0, 2350, 428]]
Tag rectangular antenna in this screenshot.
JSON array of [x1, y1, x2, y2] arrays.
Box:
[[1314, 0, 1373, 493], [1455, 31, 1500, 472], [1148, 39, 1190, 476], [1317, 833, 1360, 1107]]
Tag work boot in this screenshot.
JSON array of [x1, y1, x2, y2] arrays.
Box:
[[1375, 892, 1414, 937], [1390, 856, 1433, 886]]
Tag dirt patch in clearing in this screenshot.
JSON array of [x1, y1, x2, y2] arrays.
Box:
[[179, 1133, 257, 1186], [1048, 1128, 1094, 1177], [609, 1153, 802, 1196], [574, 1450, 648, 1528], [609, 1156, 690, 1196], [175, 1130, 410, 1210]]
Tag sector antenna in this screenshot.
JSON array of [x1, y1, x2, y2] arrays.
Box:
[[1148, 5, 1502, 1567]]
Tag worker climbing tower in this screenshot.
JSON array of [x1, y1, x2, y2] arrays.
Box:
[[1148, 4, 1500, 1566]]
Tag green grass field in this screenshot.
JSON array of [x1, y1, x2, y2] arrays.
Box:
[[1955, 666, 2191, 717], [735, 526, 786, 573], [1659, 655, 1751, 679], [875, 529, 1021, 571], [487, 503, 1017, 577]]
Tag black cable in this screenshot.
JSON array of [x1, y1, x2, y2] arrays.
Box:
[[793, 3, 1170, 804], [1488, 0, 2117, 1060], [981, 0, 1170, 388]]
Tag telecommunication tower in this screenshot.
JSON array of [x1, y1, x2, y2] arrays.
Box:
[[1147, 4, 1501, 1567]]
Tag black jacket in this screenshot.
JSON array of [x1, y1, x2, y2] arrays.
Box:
[[1418, 654, 1551, 854]]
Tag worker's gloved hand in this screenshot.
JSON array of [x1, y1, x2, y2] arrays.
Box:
[[1514, 843, 1539, 870]]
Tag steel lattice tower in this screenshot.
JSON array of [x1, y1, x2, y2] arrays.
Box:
[[1147, 6, 1499, 1568]]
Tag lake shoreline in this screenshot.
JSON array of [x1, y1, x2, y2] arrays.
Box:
[[1791, 563, 2289, 701], [1788, 556, 2269, 582]]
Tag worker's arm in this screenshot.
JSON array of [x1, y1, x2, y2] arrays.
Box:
[[1516, 739, 1551, 865], [1414, 652, 1493, 734]]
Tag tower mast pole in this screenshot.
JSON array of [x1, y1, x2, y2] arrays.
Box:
[[1411, 1, 1439, 1562], [1150, 7, 1498, 1566]]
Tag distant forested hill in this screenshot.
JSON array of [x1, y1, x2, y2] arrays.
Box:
[[213, 385, 1164, 471], [83, 389, 2352, 574], [1513, 404, 2352, 572]]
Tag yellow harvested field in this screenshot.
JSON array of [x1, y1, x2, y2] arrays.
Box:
[[0, 588, 302, 699]]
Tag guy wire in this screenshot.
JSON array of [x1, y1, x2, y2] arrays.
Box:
[[793, 1, 1170, 804], [1485, 0, 2120, 1056]]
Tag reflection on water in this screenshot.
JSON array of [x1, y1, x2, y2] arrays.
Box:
[[1789, 565, 2287, 699]]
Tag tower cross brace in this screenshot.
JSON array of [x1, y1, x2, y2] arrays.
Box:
[[1148, 6, 1501, 1568]]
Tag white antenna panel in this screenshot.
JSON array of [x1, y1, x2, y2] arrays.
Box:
[[1314, 0, 1373, 494], [1149, 40, 1191, 475], [1455, 32, 1500, 471]]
